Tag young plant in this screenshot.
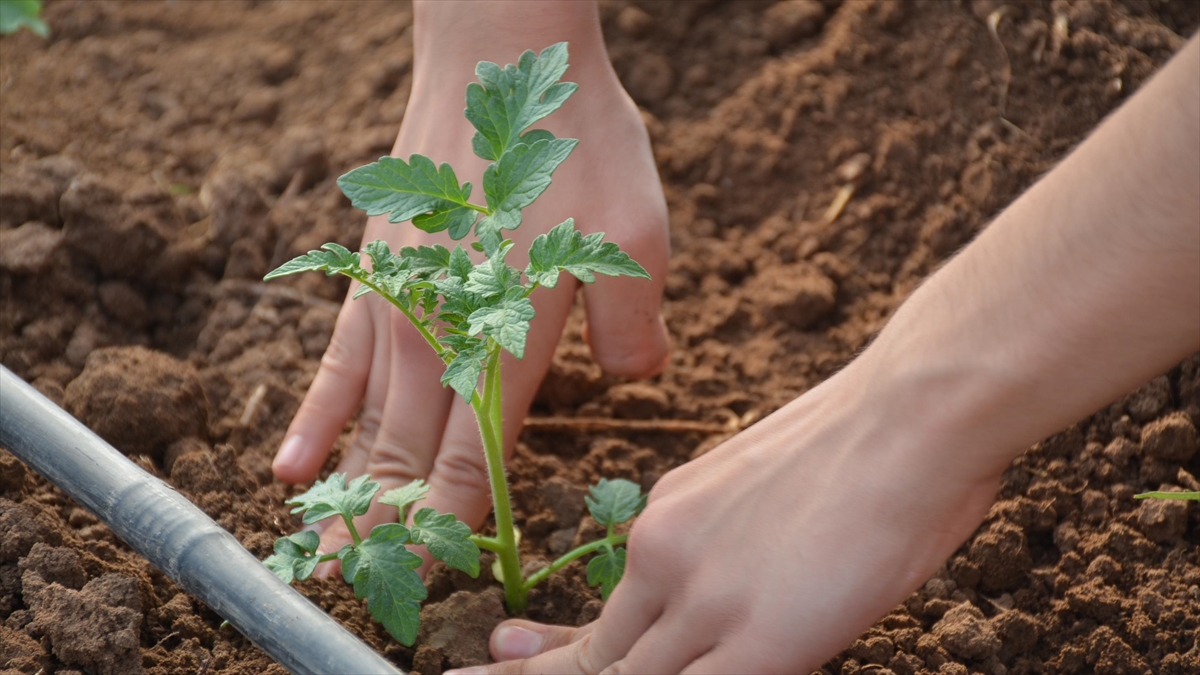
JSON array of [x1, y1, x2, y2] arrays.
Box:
[[0, 0, 48, 37], [262, 43, 649, 646]]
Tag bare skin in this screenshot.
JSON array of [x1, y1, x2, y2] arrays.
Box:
[[270, 1, 670, 574], [445, 33, 1200, 675]]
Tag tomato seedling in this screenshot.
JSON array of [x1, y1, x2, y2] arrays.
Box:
[[262, 43, 649, 646], [0, 0, 48, 37]]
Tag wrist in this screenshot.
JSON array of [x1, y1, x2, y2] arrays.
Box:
[[412, 1, 618, 94]]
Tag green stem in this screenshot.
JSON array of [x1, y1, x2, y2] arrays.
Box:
[[341, 514, 362, 546], [464, 202, 490, 215], [473, 344, 526, 612], [356, 277, 448, 362], [316, 552, 341, 564], [521, 533, 629, 593], [469, 534, 504, 553]]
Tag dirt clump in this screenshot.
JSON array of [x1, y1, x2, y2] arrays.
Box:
[[0, 222, 65, 275], [22, 571, 144, 675], [415, 588, 508, 672], [63, 346, 208, 462]]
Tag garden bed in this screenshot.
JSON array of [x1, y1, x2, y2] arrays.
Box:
[[1, 1, 1197, 673]]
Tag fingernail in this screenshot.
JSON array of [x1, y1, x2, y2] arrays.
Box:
[[444, 669, 487, 675], [273, 436, 304, 473], [493, 625, 543, 660]]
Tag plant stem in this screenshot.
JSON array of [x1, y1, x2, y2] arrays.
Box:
[[468, 534, 504, 553], [341, 514, 363, 546], [316, 552, 340, 564], [356, 277, 448, 362], [521, 533, 629, 593], [473, 344, 526, 613]]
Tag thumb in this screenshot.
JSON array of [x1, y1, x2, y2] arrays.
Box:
[[581, 227, 670, 379]]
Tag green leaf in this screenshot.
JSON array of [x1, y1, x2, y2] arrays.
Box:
[[286, 473, 381, 525], [465, 42, 578, 161], [0, 0, 48, 37], [337, 155, 477, 232], [526, 219, 651, 288], [379, 479, 431, 522], [449, 245, 473, 281], [341, 524, 425, 646], [478, 138, 578, 236], [441, 342, 487, 401], [263, 531, 322, 585], [465, 241, 521, 299], [1134, 491, 1200, 501], [586, 547, 626, 600], [265, 243, 362, 280], [400, 244, 452, 279], [415, 206, 479, 240], [585, 478, 646, 528], [467, 289, 535, 359], [409, 507, 481, 577]]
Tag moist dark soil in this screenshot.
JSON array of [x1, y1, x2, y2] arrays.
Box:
[[2, 1, 1198, 674]]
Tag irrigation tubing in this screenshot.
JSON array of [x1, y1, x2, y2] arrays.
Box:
[[0, 366, 403, 675]]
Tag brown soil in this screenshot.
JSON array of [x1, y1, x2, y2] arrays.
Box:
[[1, 1, 1198, 674]]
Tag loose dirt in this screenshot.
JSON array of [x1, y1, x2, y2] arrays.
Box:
[[2, 1, 1197, 674]]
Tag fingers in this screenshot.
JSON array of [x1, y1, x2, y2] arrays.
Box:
[[581, 221, 671, 379], [272, 297, 374, 484], [315, 314, 454, 578], [448, 583, 663, 675], [490, 620, 589, 662]]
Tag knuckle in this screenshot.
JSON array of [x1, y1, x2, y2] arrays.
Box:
[[365, 437, 425, 483], [319, 333, 358, 375], [572, 633, 605, 675], [432, 447, 490, 493]]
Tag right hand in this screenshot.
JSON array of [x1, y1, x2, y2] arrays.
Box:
[[465, 358, 1007, 673]]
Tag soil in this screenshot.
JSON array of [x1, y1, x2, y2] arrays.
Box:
[[1, 1, 1198, 674]]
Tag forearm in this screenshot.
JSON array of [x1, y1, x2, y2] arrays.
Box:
[[857, 35, 1200, 477]]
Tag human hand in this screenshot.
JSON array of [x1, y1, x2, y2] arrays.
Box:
[[449, 359, 1009, 674], [271, 2, 669, 575]]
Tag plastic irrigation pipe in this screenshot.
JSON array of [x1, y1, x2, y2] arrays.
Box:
[[0, 366, 403, 675]]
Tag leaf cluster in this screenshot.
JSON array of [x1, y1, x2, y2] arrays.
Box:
[[265, 475, 479, 646], [584, 478, 645, 600], [265, 43, 648, 404]]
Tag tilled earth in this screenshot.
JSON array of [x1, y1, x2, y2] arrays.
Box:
[[1, 1, 1198, 674]]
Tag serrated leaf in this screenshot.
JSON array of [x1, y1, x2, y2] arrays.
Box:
[[585, 478, 646, 528], [410, 507, 481, 577], [265, 243, 363, 280], [465, 42, 578, 161], [467, 290, 535, 359], [449, 245, 473, 281], [337, 155, 476, 231], [262, 530, 322, 584], [286, 473, 381, 525], [520, 129, 556, 145], [379, 479, 431, 522], [441, 343, 487, 401], [465, 242, 521, 299], [400, 244, 452, 279], [342, 524, 425, 646], [526, 219, 651, 288], [587, 547, 626, 600], [479, 138, 578, 236], [413, 206, 478, 240], [0, 0, 48, 38]]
